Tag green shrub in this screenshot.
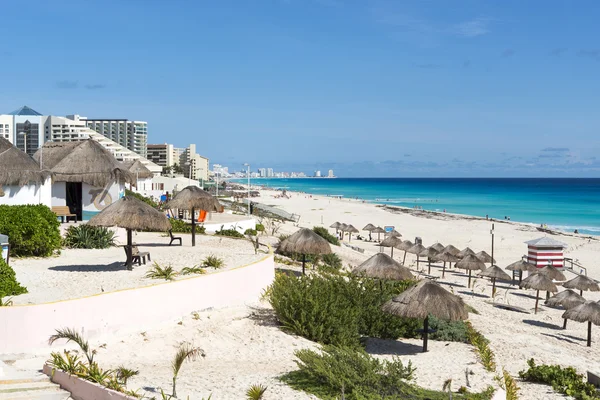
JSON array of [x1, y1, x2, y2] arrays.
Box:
[[145, 263, 178, 281], [244, 228, 258, 236], [0, 205, 61, 257], [266, 272, 420, 347], [428, 316, 469, 343], [519, 359, 598, 400], [255, 223, 265, 233], [180, 266, 206, 275], [202, 255, 224, 269], [321, 253, 342, 270], [215, 227, 244, 238], [125, 189, 159, 209], [167, 219, 206, 234], [0, 258, 27, 298], [312, 226, 340, 246], [466, 322, 496, 372], [63, 225, 115, 249]]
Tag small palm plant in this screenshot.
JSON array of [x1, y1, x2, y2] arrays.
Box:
[[116, 366, 139, 384], [180, 266, 206, 275], [49, 327, 95, 365], [202, 255, 224, 269], [442, 378, 453, 400], [246, 384, 268, 400], [145, 262, 178, 281], [171, 343, 205, 398]]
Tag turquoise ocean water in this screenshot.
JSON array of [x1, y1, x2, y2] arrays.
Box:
[[237, 178, 600, 236]]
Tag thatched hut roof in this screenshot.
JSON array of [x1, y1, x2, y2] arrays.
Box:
[[563, 275, 600, 292], [538, 265, 567, 282], [407, 243, 427, 255], [362, 223, 376, 231], [435, 252, 460, 263], [475, 251, 495, 264], [165, 185, 222, 211], [339, 223, 349, 232], [479, 265, 511, 281], [330, 222, 341, 229], [0, 137, 51, 186], [380, 236, 403, 248], [389, 229, 402, 237], [545, 290, 586, 309], [442, 244, 461, 256], [353, 253, 414, 281], [396, 240, 414, 251], [278, 228, 332, 255], [123, 159, 154, 179], [455, 254, 486, 271], [371, 226, 386, 234], [34, 140, 134, 187], [382, 280, 468, 321], [457, 247, 476, 258], [506, 259, 537, 272], [520, 273, 558, 293], [562, 301, 600, 325], [346, 225, 360, 234], [88, 196, 170, 231], [430, 243, 445, 252], [419, 247, 439, 259]]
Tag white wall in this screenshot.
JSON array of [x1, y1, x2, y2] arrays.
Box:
[[0, 178, 51, 206], [81, 182, 124, 220], [51, 181, 67, 206]]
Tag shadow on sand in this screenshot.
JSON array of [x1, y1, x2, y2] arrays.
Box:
[[458, 291, 489, 299], [541, 332, 585, 345], [437, 281, 466, 289], [247, 305, 280, 327], [522, 319, 561, 330], [363, 337, 423, 356], [49, 262, 127, 272]]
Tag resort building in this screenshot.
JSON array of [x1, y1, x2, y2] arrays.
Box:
[[123, 159, 155, 192], [147, 143, 178, 167], [178, 144, 209, 182], [70, 116, 148, 158], [0, 137, 51, 205], [34, 140, 133, 221]]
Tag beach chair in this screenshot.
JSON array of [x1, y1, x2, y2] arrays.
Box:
[[168, 230, 182, 246], [124, 245, 151, 266]]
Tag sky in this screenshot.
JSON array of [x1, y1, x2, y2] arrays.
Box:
[[1, 0, 599, 177]]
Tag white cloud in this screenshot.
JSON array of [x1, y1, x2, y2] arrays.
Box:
[[451, 17, 490, 37]]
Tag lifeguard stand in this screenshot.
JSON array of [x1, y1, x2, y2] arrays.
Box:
[[525, 237, 567, 268]]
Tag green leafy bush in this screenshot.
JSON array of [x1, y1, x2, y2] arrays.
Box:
[[428, 316, 469, 343], [0, 258, 27, 298], [312, 226, 340, 246], [0, 204, 61, 257], [215, 227, 244, 238], [244, 228, 258, 236], [167, 219, 205, 234], [255, 224, 265, 233], [202, 255, 225, 269], [266, 272, 420, 347], [145, 263, 178, 281], [466, 322, 496, 372], [321, 253, 342, 270], [518, 359, 598, 400], [63, 225, 116, 249], [125, 189, 159, 209]]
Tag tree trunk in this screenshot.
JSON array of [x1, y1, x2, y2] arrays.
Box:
[[126, 229, 133, 270]]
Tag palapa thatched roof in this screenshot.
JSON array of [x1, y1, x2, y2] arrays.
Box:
[[371, 226, 386, 234], [442, 244, 461, 256], [88, 196, 171, 231], [538, 265, 567, 282], [520, 273, 558, 293], [353, 253, 414, 281], [563, 275, 600, 292], [0, 137, 51, 186], [339, 223, 349, 232], [475, 251, 495, 264], [34, 140, 134, 187], [407, 243, 427, 255], [396, 240, 414, 251], [278, 228, 332, 255], [479, 265, 511, 281], [545, 290, 585, 309], [382, 280, 468, 321], [362, 223, 376, 231], [419, 247, 439, 258], [379, 236, 403, 248], [457, 247, 476, 258], [346, 224, 359, 233], [330, 222, 341, 229], [562, 301, 600, 325], [389, 229, 402, 237], [455, 254, 486, 271], [165, 185, 222, 211], [123, 159, 154, 179], [435, 252, 460, 263], [506, 259, 537, 272], [430, 242, 445, 252]]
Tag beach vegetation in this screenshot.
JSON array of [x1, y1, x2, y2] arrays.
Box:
[[0, 204, 61, 257], [215, 227, 245, 238], [202, 255, 225, 269], [246, 384, 268, 400], [245, 229, 261, 254], [171, 343, 204, 398], [145, 263, 178, 281], [518, 359, 597, 400], [0, 258, 27, 299], [125, 189, 159, 209], [320, 253, 342, 271], [180, 265, 206, 275], [0, 297, 13, 306], [465, 322, 496, 372], [255, 223, 265, 233], [167, 219, 206, 234], [116, 366, 139, 384], [63, 224, 116, 249], [312, 226, 340, 246], [245, 228, 258, 236], [503, 369, 520, 400]]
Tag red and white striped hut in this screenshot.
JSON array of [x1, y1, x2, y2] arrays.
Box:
[[525, 237, 567, 269]]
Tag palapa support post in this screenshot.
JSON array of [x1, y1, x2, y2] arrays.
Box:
[[428, 260, 431, 275], [492, 278, 496, 297], [403, 251, 407, 264], [534, 290, 540, 314], [391, 247, 394, 258], [191, 207, 196, 247], [588, 321, 592, 347], [468, 270, 472, 288], [519, 271, 523, 284], [302, 254, 306, 276], [422, 316, 429, 352], [563, 318, 568, 329], [126, 228, 133, 270], [442, 262, 446, 278]]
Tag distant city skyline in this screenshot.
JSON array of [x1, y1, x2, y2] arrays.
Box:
[[1, 1, 599, 177]]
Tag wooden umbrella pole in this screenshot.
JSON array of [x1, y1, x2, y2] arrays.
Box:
[[422, 316, 429, 352], [403, 251, 407, 264], [468, 270, 472, 288], [191, 207, 196, 247], [492, 278, 496, 297], [563, 318, 567, 329], [428, 260, 431, 275], [442, 262, 446, 278], [535, 290, 540, 314], [126, 228, 133, 270], [588, 321, 592, 347], [391, 247, 394, 258], [302, 254, 306, 276]]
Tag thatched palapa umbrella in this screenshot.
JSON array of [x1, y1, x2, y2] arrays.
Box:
[[353, 253, 413, 282], [520, 273, 558, 314], [407, 243, 427, 270], [562, 301, 600, 347], [382, 280, 468, 352], [475, 251, 495, 264], [563, 275, 600, 296], [362, 223, 376, 241], [430, 242, 445, 252], [545, 290, 585, 329], [165, 186, 222, 247], [435, 251, 460, 278], [479, 266, 511, 297], [396, 240, 413, 264], [457, 247, 476, 259], [88, 196, 170, 270], [506, 259, 537, 284], [419, 247, 440, 274], [389, 229, 402, 237], [442, 244, 461, 256], [330, 222, 342, 235], [371, 226, 385, 242], [538, 265, 567, 282], [379, 235, 403, 257], [339, 223, 349, 234], [455, 254, 486, 288], [346, 225, 359, 242], [278, 228, 332, 275]]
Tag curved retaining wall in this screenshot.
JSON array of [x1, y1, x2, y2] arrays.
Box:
[[0, 255, 275, 354]]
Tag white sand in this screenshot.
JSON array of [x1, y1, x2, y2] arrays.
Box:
[[7, 189, 600, 399]]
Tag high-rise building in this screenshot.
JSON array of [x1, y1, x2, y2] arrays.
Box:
[[267, 168, 274, 177], [179, 144, 209, 182], [258, 168, 266, 177], [70, 116, 148, 158], [147, 143, 177, 167], [314, 170, 322, 177], [328, 169, 334, 178]]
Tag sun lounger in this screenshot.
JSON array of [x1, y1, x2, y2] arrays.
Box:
[[123, 245, 151, 266], [169, 230, 182, 246]]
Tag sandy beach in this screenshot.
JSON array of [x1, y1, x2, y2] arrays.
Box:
[[6, 188, 600, 399]]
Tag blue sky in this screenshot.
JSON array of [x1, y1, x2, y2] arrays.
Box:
[[1, 0, 599, 177]]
